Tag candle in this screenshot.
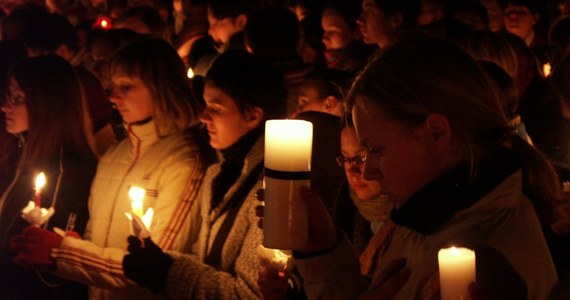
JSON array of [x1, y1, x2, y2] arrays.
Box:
[[126, 186, 154, 238], [34, 172, 46, 206], [542, 62, 551, 77], [187, 67, 194, 79], [438, 246, 476, 300], [263, 119, 312, 249]]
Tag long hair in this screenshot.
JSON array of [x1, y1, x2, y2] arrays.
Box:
[[12, 55, 96, 165], [346, 37, 562, 224], [109, 38, 199, 136]]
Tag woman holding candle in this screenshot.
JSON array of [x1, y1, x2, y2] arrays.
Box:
[[121, 49, 288, 299], [292, 37, 562, 299], [11, 38, 207, 299], [0, 55, 97, 299]]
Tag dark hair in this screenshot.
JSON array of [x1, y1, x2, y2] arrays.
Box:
[[303, 69, 351, 100], [109, 38, 199, 135], [324, 0, 362, 31], [12, 55, 96, 163], [22, 13, 78, 54], [114, 5, 170, 42], [207, 0, 258, 19], [373, 0, 421, 30], [346, 37, 562, 224], [245, 7, 299, 62], [205, 49, 287, 121]]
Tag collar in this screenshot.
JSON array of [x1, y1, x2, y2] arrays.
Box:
[[391, 148, 521, 235], [126, 119, 161, 153]]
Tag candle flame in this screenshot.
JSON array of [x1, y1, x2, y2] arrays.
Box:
[[142, 208, 154, 230], [35, 172, 46, 190], [129, 186, 145, 217], [543, 63, 551, 77], [187, 67, 194, 79]]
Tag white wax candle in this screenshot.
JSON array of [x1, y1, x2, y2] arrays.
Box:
[[263, 119, 313, 249], [265, 120, 312, 172], [438, 246, 476, 300], [34, 172, 46, 206]]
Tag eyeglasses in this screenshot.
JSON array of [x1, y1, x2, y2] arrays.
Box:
[[336, 155, 366, 167], [3, 94, 26, 106]]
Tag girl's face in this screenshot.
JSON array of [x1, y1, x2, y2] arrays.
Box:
[[321, 8, 358, 50], [200, 82, 257, 150], [1, 78, 29, 134], [340, 126, 381, 200], [109, 74, 154, 124], [353, 100, 443, 206], [357, 0, 397, 47], [504, 4, 537, 41]]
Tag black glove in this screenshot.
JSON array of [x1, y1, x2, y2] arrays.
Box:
[[123, 236, 173, 294]]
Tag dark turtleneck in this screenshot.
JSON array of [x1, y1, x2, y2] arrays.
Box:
[[210, 126, 263, 210], [391, 148, 521, 235]]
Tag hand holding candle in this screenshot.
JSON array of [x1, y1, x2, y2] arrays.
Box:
[[125, 186, 154, 239], [438, 246, 476, 300], [21, 172, 54, 226]]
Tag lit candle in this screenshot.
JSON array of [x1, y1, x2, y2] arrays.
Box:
[[263, 119, 312, 249], [34, 172, 46, 206], [126, 186, 154, 238], [542, 62, 551, 77], [438, 246, 476, 300], [187, 67, 194, 79]]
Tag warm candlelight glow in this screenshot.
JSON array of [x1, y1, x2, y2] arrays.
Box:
[[129, 186, 145, 217], [543, 63, 551, 77], [187, 67, 194, 79], [438, 246, 476, 300], [34, 172, 46, 206], [265, 120, 312, 171], [257, 245, 291, 271], [126, 186, 153, 238]]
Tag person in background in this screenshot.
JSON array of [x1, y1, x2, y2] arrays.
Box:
[[356, 0, 421, 49], [10, 38, 206, 300], [120, 50, 287, 299], [2, 55, 98, 299], [291, 69, 349, 118], [291, 37, 560, 299], [191, 0, 258, 76], [321, 0, 375, 75], [479, 0, 506, 32]]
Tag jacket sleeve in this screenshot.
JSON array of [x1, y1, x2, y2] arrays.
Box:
[[164, 193, 263, 300], [295, 236, 369, 300]]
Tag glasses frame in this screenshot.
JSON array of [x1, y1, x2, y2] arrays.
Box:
[[336, 155, 367, 167], [3, 94, 26, 107]]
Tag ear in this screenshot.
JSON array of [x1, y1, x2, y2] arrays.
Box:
[[235, 14, 248, 31], [424, 113, 452, 155], [324, 96, 339, 110], [244, 107, 264, 129]]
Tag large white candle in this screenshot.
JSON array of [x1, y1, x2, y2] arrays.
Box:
[[263, 120, 312, 249], [438, 246, 476, 300]]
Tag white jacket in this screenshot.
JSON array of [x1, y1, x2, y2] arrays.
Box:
[[51, 121, 205, 300]]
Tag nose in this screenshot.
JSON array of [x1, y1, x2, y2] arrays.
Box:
[[345, 163, 362, 176], [1, 101, 11, 112], [199, 108, 212, 124], [108, 89, 121, 104]]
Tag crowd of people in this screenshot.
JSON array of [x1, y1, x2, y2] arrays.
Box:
[[0, 0, 570, 299]]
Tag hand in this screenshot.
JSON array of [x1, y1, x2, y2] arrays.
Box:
[[258, 265, 289, 300], [123, 236, 173, 294], [358, 258, 410, 300], [10, 226, 62, 269]]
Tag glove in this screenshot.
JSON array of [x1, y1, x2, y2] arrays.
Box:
[[123, 236, 173, 294], [10, 226, 63, 269]]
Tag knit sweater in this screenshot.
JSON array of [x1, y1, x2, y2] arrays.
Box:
[[165, 135, 264, 299]]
